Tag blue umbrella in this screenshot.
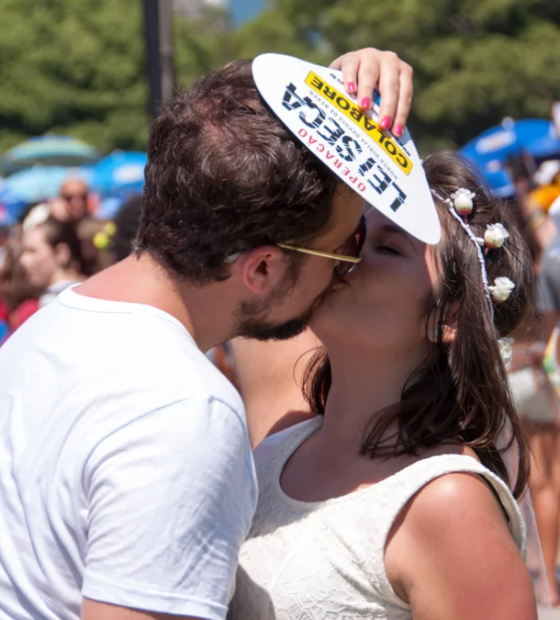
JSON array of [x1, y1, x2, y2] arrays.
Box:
[[0, 135, 99, 175], [462, 119, 560, 161], [86, 151, 147, 199], [459, 118, 560, 198], [0, 166, 85, 220]]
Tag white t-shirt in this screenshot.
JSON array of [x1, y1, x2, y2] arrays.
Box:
[[0, 287, 257, 620]]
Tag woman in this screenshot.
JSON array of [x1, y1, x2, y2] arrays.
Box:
[[229, 151, 538, 619], [20, 215, 85, 307], [0, 238, 41, 344]]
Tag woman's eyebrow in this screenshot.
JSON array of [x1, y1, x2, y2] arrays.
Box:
[[379, 224, 417, 254]]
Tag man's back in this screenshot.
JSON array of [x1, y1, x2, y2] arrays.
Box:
[[0, 288, 256, 620]]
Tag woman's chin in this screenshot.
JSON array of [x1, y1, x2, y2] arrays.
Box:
[[308, 282, 348, 334]]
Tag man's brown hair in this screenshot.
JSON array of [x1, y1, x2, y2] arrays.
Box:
[[136, 60, 339, 284]]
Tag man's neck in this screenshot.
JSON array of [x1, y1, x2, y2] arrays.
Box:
[[74, 254, 236, 351]]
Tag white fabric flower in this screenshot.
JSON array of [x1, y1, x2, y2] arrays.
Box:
[[484, 223, 509, 249], [498, 337, 514, 368], [489, 276, 515, 302], [450, 188, 476, 216]]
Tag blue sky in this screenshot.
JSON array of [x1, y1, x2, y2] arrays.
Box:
[[230, 0, 265, 26]]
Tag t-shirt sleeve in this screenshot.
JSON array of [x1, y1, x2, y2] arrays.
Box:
[[82, 397, 257, 620]]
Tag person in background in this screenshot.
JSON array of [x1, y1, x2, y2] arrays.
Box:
[[49, 177, 107, 275], [0, 237, 40, 342], [0, 245, 10, 341], [531, 160, 560, 214], [111, 195, 143, 262], [504, 161, 560, 603], [52, 177, 92, 225], [20, 215, 86, 307], [521, 160, 560, 250]]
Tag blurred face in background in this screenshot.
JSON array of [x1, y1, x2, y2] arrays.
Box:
[[58, 179, 89, 223], [20, 227, 69, 290]]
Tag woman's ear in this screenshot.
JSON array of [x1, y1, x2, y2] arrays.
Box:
[[428, 303, 458, 344], [441, 303, 459, 344]]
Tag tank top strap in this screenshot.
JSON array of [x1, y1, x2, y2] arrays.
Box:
[[368, 453, 526, 608], [252, 417, 322, 497]]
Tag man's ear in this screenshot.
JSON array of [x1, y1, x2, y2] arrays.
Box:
[[234, 246, 289, 295]]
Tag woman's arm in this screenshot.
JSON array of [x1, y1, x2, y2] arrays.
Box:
[[385, 473, 537, 620]]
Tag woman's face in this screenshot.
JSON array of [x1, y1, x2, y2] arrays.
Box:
[[310, 208, 440, 359], [20, 228, 59, 290]]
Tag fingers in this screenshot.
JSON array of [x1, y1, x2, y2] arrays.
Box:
[[330, 53, 358, 95], [376, 51, 405, 133], [330, 48, 415, 138], [356, 55, 380, 113], [392, 64, 414, 138]]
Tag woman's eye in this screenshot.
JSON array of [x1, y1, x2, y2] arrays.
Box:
[[376, 245, 402, 256]]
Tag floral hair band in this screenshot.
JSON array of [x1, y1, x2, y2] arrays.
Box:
[[430, 187, 515, 364]]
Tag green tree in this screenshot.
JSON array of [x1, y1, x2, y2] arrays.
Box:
[[234, 0, 560, 152], [0, 0, 149, 154], [0, 0, 232, 155], [2, 0, 559, 157]]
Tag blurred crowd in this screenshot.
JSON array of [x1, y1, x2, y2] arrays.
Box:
[[0, 179, 142, 344], [500, 155, 560, 601]]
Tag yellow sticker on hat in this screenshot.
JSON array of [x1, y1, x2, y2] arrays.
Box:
[[305, 71, 412, 176]]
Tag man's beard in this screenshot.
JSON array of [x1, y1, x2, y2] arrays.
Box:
[[236, 305, 313, 341], [234, 266, 330, 342]]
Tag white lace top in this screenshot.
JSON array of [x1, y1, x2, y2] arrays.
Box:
[[228, 416, 526, 620]]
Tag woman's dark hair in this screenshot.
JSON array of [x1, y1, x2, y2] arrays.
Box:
[[136, 60, 339, 284], [39, 216, 85, 274], [304, 151, 533, 498]]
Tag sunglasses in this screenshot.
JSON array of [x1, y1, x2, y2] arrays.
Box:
[[61, 193, 88, 201], [277, 214, 367, 277]]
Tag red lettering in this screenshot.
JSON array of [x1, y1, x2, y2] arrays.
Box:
[[308, 136, 318, 145], [349, 175, 358, 184], [325, 151, 335, 160], [316, 144, 325, 153], [358, 182, 367, 192], [333, 159, 343, 169], [298, 128, 308, 138], [341, 167, 351, 176]]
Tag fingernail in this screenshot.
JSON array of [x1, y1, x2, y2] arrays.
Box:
[[379, 116, 391, 130], [393, 124, 403, 137], [360, 97, 370, 110], [347, 82, 356, 94]]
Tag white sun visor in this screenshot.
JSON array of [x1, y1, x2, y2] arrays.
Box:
[[252, 53, 441, 244]]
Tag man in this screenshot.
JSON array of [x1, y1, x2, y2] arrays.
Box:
[[52, 177, 92, 225], [0, 49, 413, 620]]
